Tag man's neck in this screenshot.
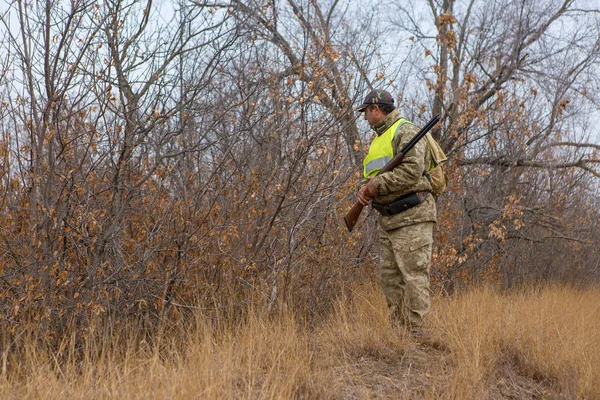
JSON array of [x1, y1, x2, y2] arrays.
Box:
[[372, 109, 401, 136]]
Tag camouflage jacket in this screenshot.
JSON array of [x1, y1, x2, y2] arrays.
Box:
[[361, 109, 437, 231]]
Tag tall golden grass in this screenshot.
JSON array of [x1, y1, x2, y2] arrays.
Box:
[[1, 283, 598, 399]]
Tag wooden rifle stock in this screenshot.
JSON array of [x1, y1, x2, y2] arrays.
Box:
[[344, 115, 440, 232]]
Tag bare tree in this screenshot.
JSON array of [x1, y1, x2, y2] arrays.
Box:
[[217, 0, 393, 167], [0, 0, 239, 328]]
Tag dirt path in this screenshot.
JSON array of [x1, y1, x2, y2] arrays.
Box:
[[326, 334, 560, 399]]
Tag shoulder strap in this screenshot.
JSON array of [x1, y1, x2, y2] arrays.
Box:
[[392, 119, 412, 156]]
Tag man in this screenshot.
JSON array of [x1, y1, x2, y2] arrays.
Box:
[[356, 89, 436, 336]]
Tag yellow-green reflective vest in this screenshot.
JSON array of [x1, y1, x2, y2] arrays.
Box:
[[363, 118, 406, 178]]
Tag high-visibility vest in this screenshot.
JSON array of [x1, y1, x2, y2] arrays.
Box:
[[363, 118, 406, 178]]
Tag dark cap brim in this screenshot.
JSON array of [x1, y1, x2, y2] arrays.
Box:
[[355, 104, 368, 112]]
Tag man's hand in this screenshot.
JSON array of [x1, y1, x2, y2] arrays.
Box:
[[357, 177, 378, 206]]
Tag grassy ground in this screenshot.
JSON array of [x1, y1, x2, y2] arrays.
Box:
[[1, 283, 598, 399]]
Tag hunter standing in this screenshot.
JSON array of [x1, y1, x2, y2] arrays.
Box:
[[356, 89, 436, 335]]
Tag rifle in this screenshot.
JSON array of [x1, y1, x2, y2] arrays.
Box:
[[344, 114, 440, 233]]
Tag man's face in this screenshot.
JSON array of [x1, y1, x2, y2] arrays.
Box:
[[363, 105, 384, 127]]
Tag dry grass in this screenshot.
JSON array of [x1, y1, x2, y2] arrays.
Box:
[[1, 283, 598, 399], [429, 284, 600, 398]]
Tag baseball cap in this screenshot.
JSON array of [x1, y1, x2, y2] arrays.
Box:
[[355, 89, 395, 112]]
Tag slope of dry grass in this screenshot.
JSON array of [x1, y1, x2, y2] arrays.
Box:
[[1, 283, 598, 399]]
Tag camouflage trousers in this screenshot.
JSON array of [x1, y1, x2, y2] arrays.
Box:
[[378, 222, 433, 329]]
